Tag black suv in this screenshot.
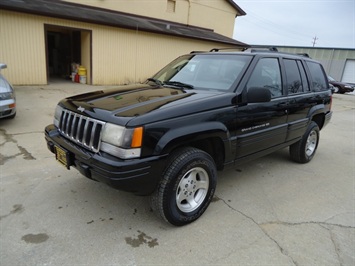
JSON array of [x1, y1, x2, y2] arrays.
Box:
[[45, 48, 332, 226]]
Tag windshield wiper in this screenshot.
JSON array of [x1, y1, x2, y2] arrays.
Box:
[[164, 81, 194, 90], [147, 78, 163, 86]]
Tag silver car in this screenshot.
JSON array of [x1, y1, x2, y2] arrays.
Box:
[[0, 64, 16, 119]]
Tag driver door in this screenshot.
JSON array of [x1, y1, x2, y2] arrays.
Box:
[[235, 57, 288, 159]]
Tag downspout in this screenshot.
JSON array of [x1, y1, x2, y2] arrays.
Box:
[[186, 0, 191, 26], [327, 49, 335, 75]]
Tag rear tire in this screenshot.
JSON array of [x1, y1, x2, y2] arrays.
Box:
[[151, 147, 217, 226], [290, 122, 319, 163]]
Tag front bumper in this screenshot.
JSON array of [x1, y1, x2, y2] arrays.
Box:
[[0, 99, 16, 118], [45, 124, 167, 195]]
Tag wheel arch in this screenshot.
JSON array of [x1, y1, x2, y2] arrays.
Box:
[[308, 105, 326, 130], [154, 122, 230, 170], [311, 113, 325, 130]]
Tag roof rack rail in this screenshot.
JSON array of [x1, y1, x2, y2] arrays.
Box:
[[190, 51, 207, 54], [209, 47, 245, 52], [243, 47, 279, 53], [243, 47, 312, 58], [297, 53, 310, 58]]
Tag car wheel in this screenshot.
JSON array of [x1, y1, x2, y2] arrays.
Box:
[[289, 121, 319, 163], [151, 147, 217, 226], [333, 86, 339, 93]]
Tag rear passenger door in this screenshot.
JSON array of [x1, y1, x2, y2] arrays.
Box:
[[235, 57, 288, 159], [283, 58, 325, 142]]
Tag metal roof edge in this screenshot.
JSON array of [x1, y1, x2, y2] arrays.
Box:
[[226, 0, 246, 16], [0, 0, 249, 47]]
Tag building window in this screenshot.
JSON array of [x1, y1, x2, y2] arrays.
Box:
[[167, 0, 176, 13]]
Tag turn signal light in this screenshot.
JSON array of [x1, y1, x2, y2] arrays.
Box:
[[131, 127, 143, 148]]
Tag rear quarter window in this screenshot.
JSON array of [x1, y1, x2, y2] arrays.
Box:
[[305, 61, 328, 91]]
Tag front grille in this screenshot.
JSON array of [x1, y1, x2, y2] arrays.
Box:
[[58, 109, 106, 152]]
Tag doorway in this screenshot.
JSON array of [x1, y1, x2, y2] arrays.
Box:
[[45, 25, 91, 84]]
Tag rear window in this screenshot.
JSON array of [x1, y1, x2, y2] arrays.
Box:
[[306, 61, 328, 91]]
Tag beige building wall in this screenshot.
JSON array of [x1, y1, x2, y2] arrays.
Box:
[[188, 0, 237, 37], [0, 10, 239, 85], [62, 0, 238, 37], [0, 11, 47, 85]]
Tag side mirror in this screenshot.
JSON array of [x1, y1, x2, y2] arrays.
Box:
[[0, 63, 7, 70], [247, 87, 271, 103]]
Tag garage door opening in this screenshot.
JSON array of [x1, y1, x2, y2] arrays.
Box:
[[45, 25, 91, 84]]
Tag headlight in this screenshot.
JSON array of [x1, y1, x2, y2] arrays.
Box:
[[101, 123, 143, 159], [344, 85, 352, 89], [0, 92, 14, 100], [54, 105, 64, 127]]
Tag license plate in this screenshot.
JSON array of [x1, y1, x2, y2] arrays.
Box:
[[55, 145, 71, 169]]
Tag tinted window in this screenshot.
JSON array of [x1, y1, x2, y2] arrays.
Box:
[[297, 61, 310, 92], [306, 61, 328, 91], [284, 59, 303, 94], [247, 58, 282, 98]]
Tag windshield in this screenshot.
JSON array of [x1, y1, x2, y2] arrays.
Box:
[[150, 54, 252, 91]]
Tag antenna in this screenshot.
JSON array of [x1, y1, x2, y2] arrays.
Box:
[[312, 36, 318, 47]]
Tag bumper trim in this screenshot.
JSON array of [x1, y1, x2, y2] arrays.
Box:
[[45, 124, 166, 195]]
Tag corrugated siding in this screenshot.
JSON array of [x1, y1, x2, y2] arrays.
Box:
[[62, 0, 237, 36], [93, 28, 232, 85], [189, 0, 236, 37], [1, 10, 240, 85], [0, 11, 47, 84], [278, 47, 355, 81]]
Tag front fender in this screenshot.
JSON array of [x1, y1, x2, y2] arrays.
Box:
[[155, 122, 230, 155]]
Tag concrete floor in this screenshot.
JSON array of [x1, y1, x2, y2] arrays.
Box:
[[1, 81, 354, 265]]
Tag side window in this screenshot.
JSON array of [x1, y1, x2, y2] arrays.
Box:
[[284, 59, 303, 94], [247, 58, 282, 98], [297, 61, 310, 92], [306, 61, 328, 91]]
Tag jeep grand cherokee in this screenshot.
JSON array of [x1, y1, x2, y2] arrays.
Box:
[[45, 48, 332, 226]]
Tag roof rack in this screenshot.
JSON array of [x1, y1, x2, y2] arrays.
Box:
[[190, 47, 311, 58], [242, 47, 278, 53], [243, 47, 311, 58], [209, 47, 244, 52], [190, 47, 245, 54], [190, 51, 207, 54], [297, 53, 310, 58]]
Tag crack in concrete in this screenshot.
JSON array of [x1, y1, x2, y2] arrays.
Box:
[[0, 129, 36, 165], [319, 224, 343, 266], [214, 195, 298, 266], [260, 220, 354, 230], [215, 195, 354, 266], [0, 204, 24, 221]]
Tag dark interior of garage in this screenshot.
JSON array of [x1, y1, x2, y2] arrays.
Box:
[[46, 28, 81, 81]]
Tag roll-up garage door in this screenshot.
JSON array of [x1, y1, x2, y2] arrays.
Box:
[[341, 59, 355, 83]]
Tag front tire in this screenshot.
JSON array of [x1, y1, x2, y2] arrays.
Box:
[[151, 147, 217, 226], [290, 121, 320, 163]]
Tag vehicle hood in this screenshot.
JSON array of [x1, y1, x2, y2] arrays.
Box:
[[0, 74, 13, 93], [62, 84, 236, 126], [0, 86, 11, 93]]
